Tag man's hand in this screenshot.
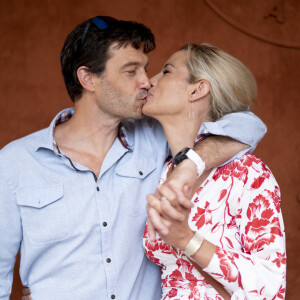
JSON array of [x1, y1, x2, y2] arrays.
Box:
[[160, 159, 198, 209], [146, 190, 194, 250], [21, 287, 31, 300], [146, 159, 199, 239]]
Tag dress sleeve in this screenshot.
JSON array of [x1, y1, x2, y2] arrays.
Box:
[[203, 167, 286, 299], [200, 112, 267, 166], [0, 155, 22, 299]]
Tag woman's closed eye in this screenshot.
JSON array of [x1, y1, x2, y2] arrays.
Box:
[[163, 69, 170, 75]]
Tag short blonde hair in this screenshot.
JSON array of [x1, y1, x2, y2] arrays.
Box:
[[182, 43, 257, 120]]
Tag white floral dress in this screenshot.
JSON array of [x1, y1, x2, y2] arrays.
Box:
[[143, 154, 286, 299]]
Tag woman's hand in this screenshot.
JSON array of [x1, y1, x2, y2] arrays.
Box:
[[146, 191, 194, 250]]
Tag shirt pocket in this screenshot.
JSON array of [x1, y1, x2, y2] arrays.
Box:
[[16, 183, 71, 245], [115, 157, 156, 216]]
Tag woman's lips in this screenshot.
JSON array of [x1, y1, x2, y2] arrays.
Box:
[[146, 92, 152, 100]]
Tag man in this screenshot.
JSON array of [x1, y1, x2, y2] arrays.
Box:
[[0, 16, 265, 300]]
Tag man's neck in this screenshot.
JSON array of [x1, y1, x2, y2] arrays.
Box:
[[54, 98, 121, 177]]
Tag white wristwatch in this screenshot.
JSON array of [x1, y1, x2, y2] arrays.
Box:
[[173, 147, 206, 178]]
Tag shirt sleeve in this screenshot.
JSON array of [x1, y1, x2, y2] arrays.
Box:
[[0, 155, 22, 299], [203, 169, 286, 299], [200, 111, 267, 165]]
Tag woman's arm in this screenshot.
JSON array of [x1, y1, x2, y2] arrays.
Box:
[[200, 174, 286, 299], [147, 161, 286, 299], [157, 111, 267, 214]]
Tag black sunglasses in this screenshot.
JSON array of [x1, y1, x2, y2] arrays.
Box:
[[81, 17, 109, 46]]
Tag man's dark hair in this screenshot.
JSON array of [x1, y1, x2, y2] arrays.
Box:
[[60, 16, 156, 102]]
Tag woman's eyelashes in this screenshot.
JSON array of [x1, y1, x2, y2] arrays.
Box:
[[163, 69, 170, 75]]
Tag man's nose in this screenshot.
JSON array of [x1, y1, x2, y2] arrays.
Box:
[[138, 70, 151, 90]]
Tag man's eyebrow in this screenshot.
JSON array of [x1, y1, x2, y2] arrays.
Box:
[[121, 61, 149, 70], [163, 63, 175, 69]]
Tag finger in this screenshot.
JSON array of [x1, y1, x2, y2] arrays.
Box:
[[147, 218, 157, 241], [147, 194, 162, 214], [160, 197, 185, 221], [157, 184, 181, 209], [167, 181, 194, 209], [148, 207, 169, 236]]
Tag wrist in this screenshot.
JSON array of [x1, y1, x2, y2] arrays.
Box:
[[177, 229, 195, 250], [181, 230, 205, 257], [173, 147, 206, 178]]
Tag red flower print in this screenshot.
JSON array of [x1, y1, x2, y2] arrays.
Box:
[[272, 252, 287, 268], [263, 186, 281, 213], [213, 159, 248, 184], [188, 288, 200, 300], [240, 154, 261, 167], [216, 248, 242, 287], [165, 288, 178, 298], [218, 189, 227, 202], [145, 250, 161, 265], [243, 195, 283, 252], [192, 202, 212, 229], [272, 285, 285, 300], [176, 257, 193, 273]]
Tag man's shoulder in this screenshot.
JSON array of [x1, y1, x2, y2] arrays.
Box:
[[0, 127, 48, 159]]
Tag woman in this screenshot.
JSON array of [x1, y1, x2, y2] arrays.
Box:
[[143, 43, 286, 299]]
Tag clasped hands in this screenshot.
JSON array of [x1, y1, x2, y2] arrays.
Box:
[[146, 160, 197, 250]]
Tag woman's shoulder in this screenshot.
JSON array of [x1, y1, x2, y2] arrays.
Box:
[[212, 154, 274, 187]]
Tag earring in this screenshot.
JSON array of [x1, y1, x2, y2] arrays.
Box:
[[189, 100, 194, 119]]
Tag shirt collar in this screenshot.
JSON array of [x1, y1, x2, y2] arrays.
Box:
[[35, 108, 133, 152], [194, 129, 209, 147]]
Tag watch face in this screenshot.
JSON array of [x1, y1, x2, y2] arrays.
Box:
[[173, 147, 190, 166]]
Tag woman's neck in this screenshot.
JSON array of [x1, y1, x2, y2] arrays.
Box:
[[159, 112, 211, 157]]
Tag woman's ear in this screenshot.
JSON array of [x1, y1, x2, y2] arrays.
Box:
[[77, 66, 96, 92], [189, 80, 210, 102]]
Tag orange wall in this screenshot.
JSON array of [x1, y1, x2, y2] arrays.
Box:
[[0, 0, 299, 299]]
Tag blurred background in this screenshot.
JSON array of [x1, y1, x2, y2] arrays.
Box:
[[0, 0, 299, 299]]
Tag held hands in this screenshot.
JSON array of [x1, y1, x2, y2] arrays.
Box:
[[146, 159, 198, 248]]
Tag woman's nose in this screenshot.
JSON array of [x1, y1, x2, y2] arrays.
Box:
[[150, 73, 159, 87]]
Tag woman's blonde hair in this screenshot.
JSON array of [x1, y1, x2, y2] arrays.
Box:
[[182, 43, 257, 120]]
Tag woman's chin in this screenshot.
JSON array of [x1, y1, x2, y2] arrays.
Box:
[[141, 102, 153, 117]]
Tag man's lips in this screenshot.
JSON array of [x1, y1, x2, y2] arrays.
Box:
[[139, 92, 152, 102], [145, 92, 152, 100]]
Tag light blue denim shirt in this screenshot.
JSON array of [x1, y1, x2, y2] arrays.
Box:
[[0, 109, 266, 300]]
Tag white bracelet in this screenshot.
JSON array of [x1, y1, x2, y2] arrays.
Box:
[[182, 231, 204, 257], [186, 149, 206, 178]]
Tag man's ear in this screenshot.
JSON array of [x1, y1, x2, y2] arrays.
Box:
[[189, 80, 210, 102], [77, 66, 96, 92]]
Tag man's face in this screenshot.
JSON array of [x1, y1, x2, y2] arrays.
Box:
[[95, 44, 151, 119]]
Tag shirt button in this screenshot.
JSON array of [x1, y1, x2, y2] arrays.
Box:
[[102, 222, 107, 227], [111, 295, 116, 299], [96, 187, 100, 191], [106, 258, 111, 263], [139, 171, 143, 176]]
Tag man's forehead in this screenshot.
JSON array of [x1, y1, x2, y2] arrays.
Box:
[[107, 43, 149, 67]]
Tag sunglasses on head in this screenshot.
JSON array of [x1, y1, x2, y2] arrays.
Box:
[[81, 17, 109, 46]]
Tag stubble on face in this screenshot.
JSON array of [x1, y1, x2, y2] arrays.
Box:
[[97, 45, 150, 120]]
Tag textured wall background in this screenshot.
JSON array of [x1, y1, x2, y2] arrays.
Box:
[[0, 0, 299, 299]]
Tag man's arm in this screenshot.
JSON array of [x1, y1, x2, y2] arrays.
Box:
[[198, 111, 266, 166], [0, 156, 22, 299], [147, 112, 266, 236]]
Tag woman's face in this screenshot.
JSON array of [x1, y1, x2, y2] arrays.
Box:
[[143, 50, 193, 119]]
